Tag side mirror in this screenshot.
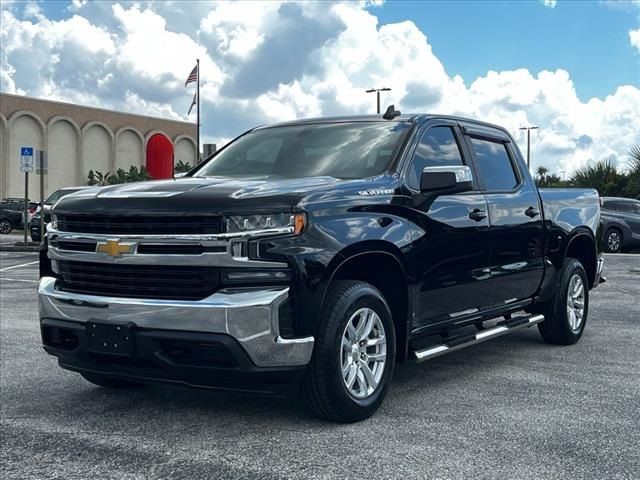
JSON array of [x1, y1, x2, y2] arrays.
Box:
[[420, 165, 474, 194]]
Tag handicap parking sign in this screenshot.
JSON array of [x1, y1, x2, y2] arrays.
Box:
[[20, 146, 34, 172]]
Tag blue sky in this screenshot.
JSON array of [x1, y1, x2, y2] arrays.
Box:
[[370, 0, 639, 101], [32, 1, 639, 101], [2, 0, 639, 173]]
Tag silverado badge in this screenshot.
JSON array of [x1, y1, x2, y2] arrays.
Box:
[[96, 239, 136, 257]]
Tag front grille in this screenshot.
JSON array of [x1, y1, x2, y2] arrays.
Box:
[[56, 260, 220, 300], [57, 215, 223, 235]]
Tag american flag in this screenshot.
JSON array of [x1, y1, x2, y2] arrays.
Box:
[[187, 91, 197, 115], [185, 64, 198, 86]]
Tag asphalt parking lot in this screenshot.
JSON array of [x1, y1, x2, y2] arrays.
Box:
[[1, 253, 639, 480]]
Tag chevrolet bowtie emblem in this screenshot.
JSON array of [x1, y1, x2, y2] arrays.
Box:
[[96, 239, 136, 257]]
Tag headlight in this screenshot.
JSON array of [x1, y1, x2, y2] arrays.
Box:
[[223, 268, 290, 283], [50, 214, 58, 228], [225, 213, 306, 235]]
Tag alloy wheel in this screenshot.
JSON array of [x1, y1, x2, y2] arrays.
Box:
[[566, 274, 585, 332], [607, 232, 621, 252], [0, 220, 12, 234], [340, 307, 387, 399]]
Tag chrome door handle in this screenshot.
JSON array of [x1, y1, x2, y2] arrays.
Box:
[[469, 209, 487, 222], [525, 206, 540, 218]]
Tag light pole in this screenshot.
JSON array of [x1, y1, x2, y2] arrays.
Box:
[[519, 126, 538, 169], [366, 87, 391, 114]]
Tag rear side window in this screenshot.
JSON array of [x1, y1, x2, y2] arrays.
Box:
[[617, 202, 637, 214], [469, 138, 518, 191], [408, 126, 464, 190], [602, 201, 616, 212]]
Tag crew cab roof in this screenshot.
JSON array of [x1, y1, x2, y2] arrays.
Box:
[[256, 114, 512, 135]]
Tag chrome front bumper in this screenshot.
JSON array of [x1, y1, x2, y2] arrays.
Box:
[[38, 277, 314, 368]]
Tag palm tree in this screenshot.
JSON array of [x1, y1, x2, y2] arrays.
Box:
[[571, 157, 625, 196], [535, 166, 549, 187], [624, 145, 640, 199], [629, 145, 640, 175]]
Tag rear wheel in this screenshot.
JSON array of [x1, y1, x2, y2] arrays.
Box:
[[604, 228, 622, 253], [537, 258, 589, 345], [302, 281, 395, 422], [0, 218, 13, 234], [81, 372, 141, 389]]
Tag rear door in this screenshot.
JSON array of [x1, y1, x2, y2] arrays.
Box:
[[461, 123, 544, 306], [617, 201, 640, 238]]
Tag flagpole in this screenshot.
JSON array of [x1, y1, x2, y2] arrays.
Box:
[[196, 58, 200, 164]]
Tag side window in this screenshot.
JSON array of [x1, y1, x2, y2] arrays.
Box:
[[408, 126, 464, 190], [617, 201, 636, 215], [634, 203, 640, 215], [469, 137, 518, 191], [602, 201, 615, 212]]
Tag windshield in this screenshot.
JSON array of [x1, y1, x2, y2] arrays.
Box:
[[194, 122, 410, 180], [46, 189, 81, 204]]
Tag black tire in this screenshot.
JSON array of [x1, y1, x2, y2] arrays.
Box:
[[537, 258, 589, 345], [302, 281, 395, 423], [603, 228, 622, 253], [0, 218, 13, 235], [81, 372, 141, 389]]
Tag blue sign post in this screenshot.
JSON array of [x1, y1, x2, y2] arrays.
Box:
[[20, 146, 34, 246]]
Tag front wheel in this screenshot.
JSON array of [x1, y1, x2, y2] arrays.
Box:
[[537, 258, 589, 345], [302, 281, 395, 422]]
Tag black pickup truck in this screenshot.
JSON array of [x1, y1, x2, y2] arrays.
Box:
[[39, 113, 603, 422]]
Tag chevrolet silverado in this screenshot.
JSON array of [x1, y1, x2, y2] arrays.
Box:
[[39, 112, 603, 422]]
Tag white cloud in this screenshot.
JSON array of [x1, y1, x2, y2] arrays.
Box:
[[630, 28, 640, 51], [541, 0, 557, 8], [67, 0, 88, 12], [1, 1, 638, 175]]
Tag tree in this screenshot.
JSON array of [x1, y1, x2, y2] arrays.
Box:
[[93, 171, 111, 186], [630, 145, 640, 171], [571, 157, 626, 197], [623, 145, 640, 199], [86, 165, 150, 186], [534, 166, 550, 187], [175, 160, 193, 173]]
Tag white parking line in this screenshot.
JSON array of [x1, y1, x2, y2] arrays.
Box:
[[602, 253, 640, 259], [0, 277, 38, 284], [0, 260, 39, 272]]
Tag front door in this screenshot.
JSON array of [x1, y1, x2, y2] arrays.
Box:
[[406, 123, 492, 330]]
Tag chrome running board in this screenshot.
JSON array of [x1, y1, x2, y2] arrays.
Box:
[[412, 314, 544, 363]]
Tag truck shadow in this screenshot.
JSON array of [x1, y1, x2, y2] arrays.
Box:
[[44, 330, 554, 427]]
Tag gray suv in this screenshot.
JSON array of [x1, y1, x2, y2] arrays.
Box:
[[601, 197, 640, 253]]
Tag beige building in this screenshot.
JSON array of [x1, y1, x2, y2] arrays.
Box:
[[0, 93, 197, 200]]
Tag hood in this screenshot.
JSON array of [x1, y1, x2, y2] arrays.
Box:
[[52, 175, 367, 216]]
